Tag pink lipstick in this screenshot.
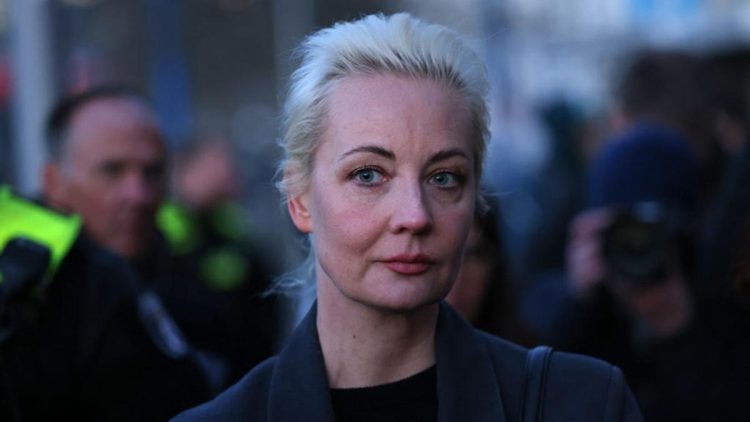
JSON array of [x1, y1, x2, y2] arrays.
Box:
[[382, 253, 433, 275]]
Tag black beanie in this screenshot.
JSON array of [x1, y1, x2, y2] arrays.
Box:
[[586, 123, 699, 212]]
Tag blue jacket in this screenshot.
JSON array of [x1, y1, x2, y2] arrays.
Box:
[[173, 302, 643, 421]]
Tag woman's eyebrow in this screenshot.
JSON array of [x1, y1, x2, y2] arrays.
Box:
[[337, 145, 395, 162], [337, 146, 469, 165], [427, 148, 469, 165]]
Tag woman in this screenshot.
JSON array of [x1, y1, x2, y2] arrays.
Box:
[[446, 205, 536, 347], [173, 13, 642, 421]]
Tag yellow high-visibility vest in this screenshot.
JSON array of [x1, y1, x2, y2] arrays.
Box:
[[0, 186, 81, 283]]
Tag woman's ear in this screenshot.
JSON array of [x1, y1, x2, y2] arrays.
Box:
[[288, 192, 313, 233]]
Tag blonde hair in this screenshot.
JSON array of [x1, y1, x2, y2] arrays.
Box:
[[277, 12, 490, 198]]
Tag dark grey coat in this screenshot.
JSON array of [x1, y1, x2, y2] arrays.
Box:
[[172, 302, 643, 421]]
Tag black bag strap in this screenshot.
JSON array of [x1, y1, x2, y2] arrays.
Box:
[[519, 345, 553, 422]]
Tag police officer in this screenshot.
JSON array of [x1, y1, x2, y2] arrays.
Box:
[[0, 187, 210, 421], [160, 136, 282, 385], [42, 85, 280, 390]]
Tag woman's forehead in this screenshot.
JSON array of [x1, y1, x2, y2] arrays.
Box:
[[319, 74, 474, 157]]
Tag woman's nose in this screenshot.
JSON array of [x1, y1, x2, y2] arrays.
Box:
[[390, 181, 433, 235]]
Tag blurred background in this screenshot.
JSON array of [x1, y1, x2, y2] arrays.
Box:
[[1, 0, 749, 276]]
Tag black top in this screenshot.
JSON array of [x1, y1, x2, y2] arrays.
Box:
[[330, 365, 437, 422]]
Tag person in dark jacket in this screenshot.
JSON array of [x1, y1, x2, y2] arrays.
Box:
[[158, 135, 282, 385], [42, 86, 281, 390], [446, 204, 537, 347], [173, 13, 643, 421], [0, 188, 209, 421], [554, 123, 748, 421]]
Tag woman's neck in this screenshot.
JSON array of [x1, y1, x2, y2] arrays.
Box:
[[316, 283, 439, 389]]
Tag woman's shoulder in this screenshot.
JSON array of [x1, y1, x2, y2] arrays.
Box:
[[535, 349, 641, 420], [477, 332, 642, 421], [477, 330, 620, 382], [170, 357, 278, 421]]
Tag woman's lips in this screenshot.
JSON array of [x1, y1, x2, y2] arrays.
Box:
[[384, 261, 430, 275], [382, 254, 433, 275]]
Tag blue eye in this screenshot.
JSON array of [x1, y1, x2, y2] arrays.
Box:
[[352, 167, 384, 186], [429, 171, 461, 188]]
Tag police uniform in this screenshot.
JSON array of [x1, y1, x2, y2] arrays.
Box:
[[154, 202, 283, 387], [0, 187, 210, 421]]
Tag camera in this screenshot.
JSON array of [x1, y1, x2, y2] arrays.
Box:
[[601, 202, 688, 288]]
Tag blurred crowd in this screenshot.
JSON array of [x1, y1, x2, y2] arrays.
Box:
[[1, 43, 750, 421], [483, 49, 750, 421]]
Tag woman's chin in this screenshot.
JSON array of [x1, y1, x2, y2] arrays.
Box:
[[350, 288, 447, 315]]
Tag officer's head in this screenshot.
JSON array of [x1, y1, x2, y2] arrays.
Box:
[[42, 85, 166, 260]]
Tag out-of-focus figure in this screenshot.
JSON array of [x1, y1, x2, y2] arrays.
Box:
[[173, 136, 240, 213], [611, 49, 726, 206], [40, 85, 277, 394], [517, 48, 733, 342], [554, 123, 745, 421], [699, 50, 750, 311], [697, 133, 750, 421], [0, 86, 213, 421], [446, 204, 534, 346], [158, 135, 281, 386], [43, 86, 166, 261]]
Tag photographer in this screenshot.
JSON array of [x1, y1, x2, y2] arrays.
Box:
[[553, 124, 733, 421]]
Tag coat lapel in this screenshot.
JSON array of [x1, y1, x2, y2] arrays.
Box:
[[267, 303, 336, 421], [266, 302, 508, 422], [436, 302, 508, 422]]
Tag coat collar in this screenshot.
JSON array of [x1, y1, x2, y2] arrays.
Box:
[[267, 301, 508, 422], [267, 302, 335, 421], [435, 302, 507, 422]]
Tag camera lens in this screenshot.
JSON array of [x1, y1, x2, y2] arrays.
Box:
[[602, 204, 673, 287]]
